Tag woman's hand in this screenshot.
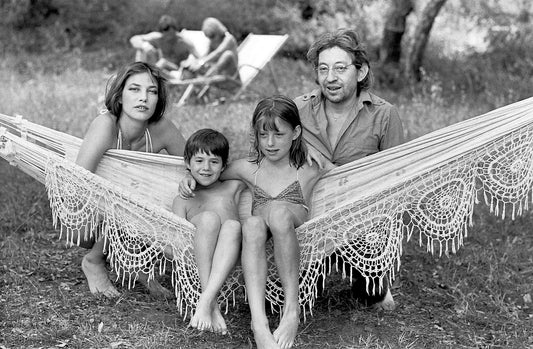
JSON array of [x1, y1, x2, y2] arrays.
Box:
[[178, 173, 197, 199]]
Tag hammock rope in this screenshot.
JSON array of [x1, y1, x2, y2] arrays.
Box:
[[1, 97, 532, 317]]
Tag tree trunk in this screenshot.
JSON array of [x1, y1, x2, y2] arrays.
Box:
[[405, 0, 447, 81], [380, 0, 413, 65]]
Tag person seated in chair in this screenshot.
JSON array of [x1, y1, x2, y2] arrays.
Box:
[[186, 17, 241, 91], [129, 15, 200, 79]]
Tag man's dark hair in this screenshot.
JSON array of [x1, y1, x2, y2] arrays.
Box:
[[307, 28, 373, 94]]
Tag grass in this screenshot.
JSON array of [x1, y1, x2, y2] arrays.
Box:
[[1, 50, 533, 348]]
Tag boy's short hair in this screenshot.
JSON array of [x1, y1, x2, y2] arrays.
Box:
[[184, 129, 230, 166]]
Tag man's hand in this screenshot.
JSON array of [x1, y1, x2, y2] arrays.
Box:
[[178, 173, 196, 199], [306, 145, 334, 169]]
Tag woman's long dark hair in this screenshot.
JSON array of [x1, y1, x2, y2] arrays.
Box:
[[104, 62, 168, 123]]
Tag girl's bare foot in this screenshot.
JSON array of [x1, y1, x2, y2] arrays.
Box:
[[81, 255, 120, 298], [189, 297, 213, 332], [273, 310, 299, 349], [253, 323, 280, 349]]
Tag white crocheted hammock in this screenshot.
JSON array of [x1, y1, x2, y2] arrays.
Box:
[[1, 97, 532, 318]]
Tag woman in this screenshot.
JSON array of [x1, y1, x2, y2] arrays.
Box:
[[75, 61, 186, 298], [187, 17, 241, 88]]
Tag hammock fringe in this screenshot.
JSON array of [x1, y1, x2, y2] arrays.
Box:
[[1, 97, 533, 316]]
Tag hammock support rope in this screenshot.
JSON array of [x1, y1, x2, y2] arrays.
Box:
[[1, 97, 532, 317]]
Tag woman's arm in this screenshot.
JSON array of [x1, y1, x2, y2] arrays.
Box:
[[76, 115, 116, 173]]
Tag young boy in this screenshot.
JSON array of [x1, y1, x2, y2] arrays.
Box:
[[170, 128, 245, 335]]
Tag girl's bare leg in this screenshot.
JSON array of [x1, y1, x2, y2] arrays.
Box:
[[242, 216, 280, 349], [268, 205, 306, 349]]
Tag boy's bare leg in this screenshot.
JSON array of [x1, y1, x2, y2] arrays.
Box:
[[242, 217, 280, 349], [193, 219, 241, 335], [189, 212, 221, 332], [269, 206, 303, 349], [81, 238, 120, 298]]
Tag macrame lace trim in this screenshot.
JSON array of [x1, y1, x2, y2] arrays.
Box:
[[45, 124, 533, 318]]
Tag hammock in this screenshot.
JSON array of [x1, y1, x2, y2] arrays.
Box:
[[1, 97, 532, 318]]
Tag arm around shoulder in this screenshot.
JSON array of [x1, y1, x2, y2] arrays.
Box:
[[219, 158, 250, 182]]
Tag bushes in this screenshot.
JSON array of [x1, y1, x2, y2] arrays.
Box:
[[1, 0, 379, 58]]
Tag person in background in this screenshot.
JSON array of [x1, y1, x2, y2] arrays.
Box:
[[74, 61, 186, 298], [295, 28, 404, 310], [186, 17, 241, 89], [129, 15, 200, 77]]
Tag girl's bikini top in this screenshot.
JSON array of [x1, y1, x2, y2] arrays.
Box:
[[117, 128, 153, 152], [251, 165, 308, 213]]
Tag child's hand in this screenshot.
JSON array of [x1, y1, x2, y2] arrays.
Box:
[[178, 173, 196, 199]]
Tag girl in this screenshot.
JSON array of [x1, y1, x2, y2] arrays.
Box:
[[75, 61, 186, 298], [179, 95, 323, 349]]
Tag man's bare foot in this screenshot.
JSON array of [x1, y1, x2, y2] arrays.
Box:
[[137, 272, 173, 299], [81, 255, 120, 298], [273, 310, 299, 349], [253, 323, 280, 349], [211, 305, 228, 335], [373, 288, 395, 310], [189, 297, 213, 332]]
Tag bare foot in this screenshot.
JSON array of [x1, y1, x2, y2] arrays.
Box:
[[137, 272, 173, 299], [189, 297, 213, 332], [273, 311, 299, 349], [211, 305, 228, 335], [253, 323, 280, 349], [81, 255, 120, 298], [373, 288, 396, 310]]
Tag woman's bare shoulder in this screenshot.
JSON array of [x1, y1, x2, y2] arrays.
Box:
[[84, 113, 116, 139], [150, 117, 181, 137]]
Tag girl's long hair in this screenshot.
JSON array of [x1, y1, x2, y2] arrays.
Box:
[[250, 95, 307, 168]]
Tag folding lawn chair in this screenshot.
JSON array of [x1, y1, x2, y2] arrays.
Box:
[[165, 29, 211, 81], [168, 33, 289, 106]]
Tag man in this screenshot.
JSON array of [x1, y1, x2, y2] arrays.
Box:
[[295, 28, 404, 310]]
